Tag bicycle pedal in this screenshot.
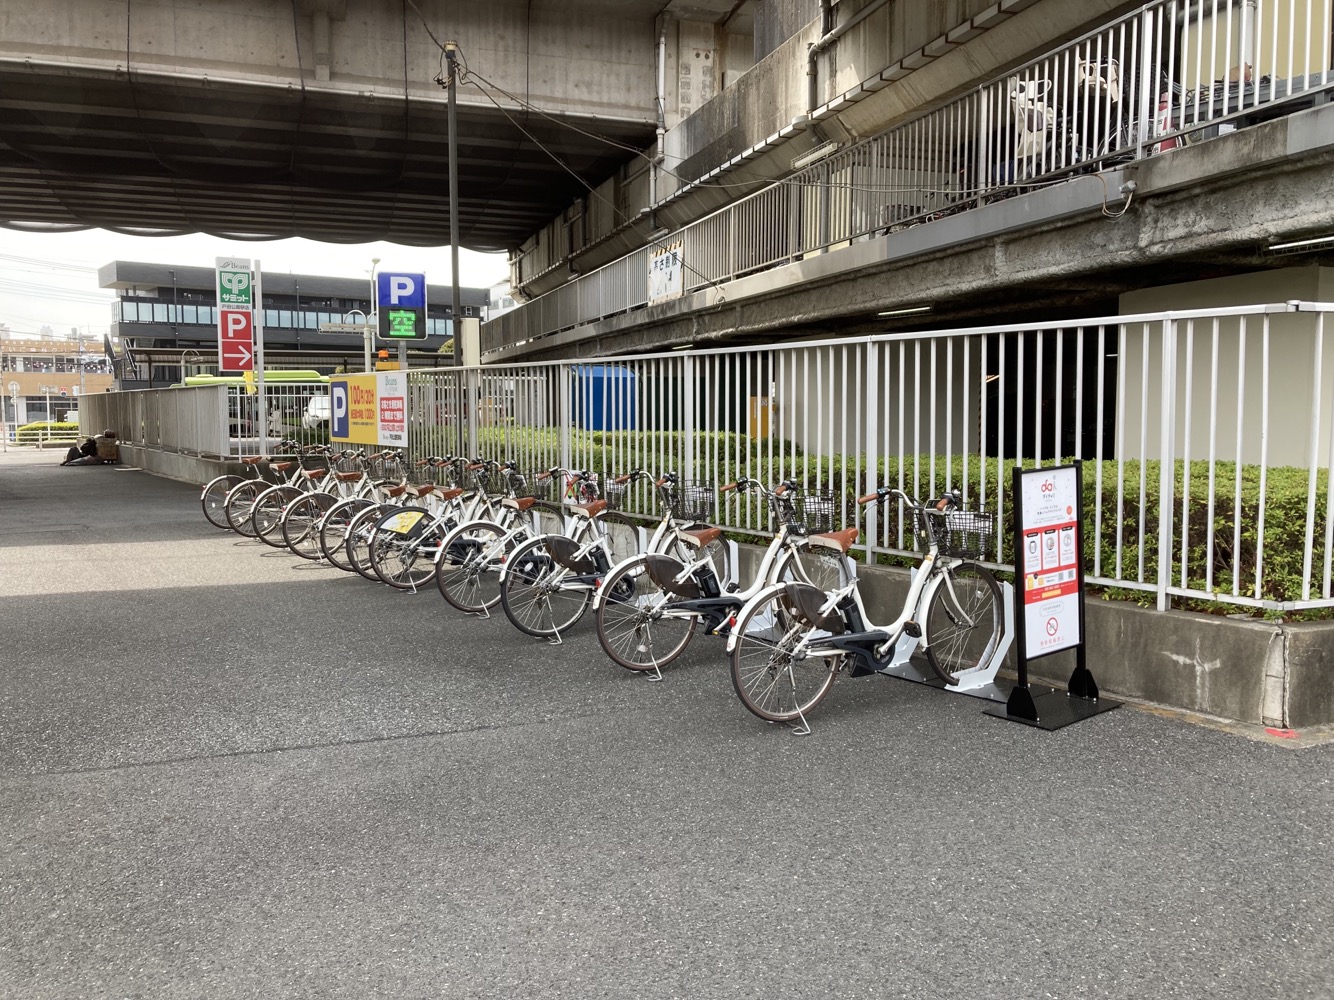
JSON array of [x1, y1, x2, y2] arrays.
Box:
[[903, 620, 922, 638]]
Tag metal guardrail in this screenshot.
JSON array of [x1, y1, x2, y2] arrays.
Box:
[[483, 0, 1334, 356], [80, 382, 330, 459], [419, 302, 1334, 613]]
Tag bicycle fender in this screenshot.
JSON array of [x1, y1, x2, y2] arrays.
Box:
[[724, 582, 789, 654]]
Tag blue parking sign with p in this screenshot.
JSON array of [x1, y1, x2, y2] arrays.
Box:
[[376, 272, 427, 340], [330, 380, 350, 439], [377, 273, 426, 309]]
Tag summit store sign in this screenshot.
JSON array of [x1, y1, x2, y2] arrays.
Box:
[[216, 258, 255, 372]]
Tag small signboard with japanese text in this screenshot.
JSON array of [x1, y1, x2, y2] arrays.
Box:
[[648, 241, 684, 305], [988, 460, 1118, 729], [329, 372, 407, 447], [1017, 464, 1083, 657]]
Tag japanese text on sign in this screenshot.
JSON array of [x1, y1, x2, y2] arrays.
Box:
[[1018, 465, 1082, 656]]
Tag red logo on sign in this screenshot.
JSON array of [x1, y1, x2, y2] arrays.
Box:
[[219, 310, 254, 371], [1046, 617, 1059, 636]]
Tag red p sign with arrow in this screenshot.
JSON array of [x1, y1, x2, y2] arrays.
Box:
[[219, 309, 254, 372]]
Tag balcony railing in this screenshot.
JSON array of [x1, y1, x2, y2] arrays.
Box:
[[483, 0, 1334, 357]]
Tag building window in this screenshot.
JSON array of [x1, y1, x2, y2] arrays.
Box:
[[137, 302, 154, 322], [153, 303, 168, 323], [184, 306, 198, 324]]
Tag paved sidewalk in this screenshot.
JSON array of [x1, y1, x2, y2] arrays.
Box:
[[1, 446, 1332, 999]]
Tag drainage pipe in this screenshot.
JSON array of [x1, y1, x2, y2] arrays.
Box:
[[651, 14, 669, 224], [807, 0, 891, 115]]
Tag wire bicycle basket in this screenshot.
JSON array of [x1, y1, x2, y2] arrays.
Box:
[[507, 470, 552, 500], [915, 508, 995, 559], [770, 490, 837, 535], [602, 478, 629, 511], [665, 481, 716, 522]]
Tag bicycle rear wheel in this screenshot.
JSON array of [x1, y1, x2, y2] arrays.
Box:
[[531, 501, 565, 537], [319, 497, 373, 570], [283, 492, 338, 559], [595, 555, 699, 672], [924, 562, 1003, 685], [436, 520, 508, 613], [224, 481, 267, 536], [728, 585, 838, 725], [499, 535, 592, 638], [369, 507, 444, 590], [675, 522, 732, 588], [599, 511, 640, 566], [201, 475, 244, 529]]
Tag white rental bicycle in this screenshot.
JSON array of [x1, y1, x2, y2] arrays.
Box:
[[724, 487, 1003, 733]]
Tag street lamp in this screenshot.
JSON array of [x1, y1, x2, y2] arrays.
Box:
[[366, 257, 381, 372]]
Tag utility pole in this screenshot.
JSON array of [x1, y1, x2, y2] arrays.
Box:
[[367, 257, 380, 373], [445, 39, 469, 456]]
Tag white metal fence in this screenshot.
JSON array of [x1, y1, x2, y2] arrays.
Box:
[[80, 381, 330, 459], [416, 302, 1334, 613], [488, 0, 1334, 355]]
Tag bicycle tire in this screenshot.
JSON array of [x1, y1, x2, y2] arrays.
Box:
[[283, 492, 338, 559], [598, 511, 640, 567], [924, 562, 1003, 685], [224, 480, 267, 536], [318, 497, 374, 569], [499, 534, 592, 638], [770, 545, 851, 592], [201, 474, 244, 529], [368, 507, 444, 590], [728, 584, 839, 725], [675, 521, 732, 588], [595, 555, 699, 672], [345, 504, 391, 581], [436, 519, 509, 613], [252, 486, 304, 546], [531, 500, 565, 537]]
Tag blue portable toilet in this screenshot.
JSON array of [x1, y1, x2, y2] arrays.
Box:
[[572, 365, 636, 431]]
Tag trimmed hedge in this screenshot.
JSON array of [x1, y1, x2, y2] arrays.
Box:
[[411, 425, 1328, 615], [15, 421, 79, 444]]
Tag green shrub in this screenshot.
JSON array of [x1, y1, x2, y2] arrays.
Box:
[[15, 421, 79, 444]]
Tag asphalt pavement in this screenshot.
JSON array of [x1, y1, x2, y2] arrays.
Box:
[[1, 446, 1332, 999]]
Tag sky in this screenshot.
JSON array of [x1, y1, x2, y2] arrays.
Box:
[[0, 229, 511, 341]]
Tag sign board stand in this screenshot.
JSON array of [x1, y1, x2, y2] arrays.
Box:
[[985, 461, 1120, 730]]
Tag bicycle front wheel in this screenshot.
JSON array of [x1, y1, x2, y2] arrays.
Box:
[[319, 497, 373, 570], [224, 480, 267, 536], [499, 535, 591, 638], [282, 492, 338, 559], [924, 562, 1003, 685], [728, 586, 838, 725], [436, 519, 508, 613], [201, 475, 244, 529], [346, 504, 391, 581], [595, 555, 699, 672], [369, 507, 444, 590], [252, 486, 303, 546]]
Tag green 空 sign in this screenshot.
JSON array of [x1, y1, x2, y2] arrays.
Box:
[[385, 308, 421, 338]]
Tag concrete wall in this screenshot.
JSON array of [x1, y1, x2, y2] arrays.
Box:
[[1117, 268, 1334, 468]]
